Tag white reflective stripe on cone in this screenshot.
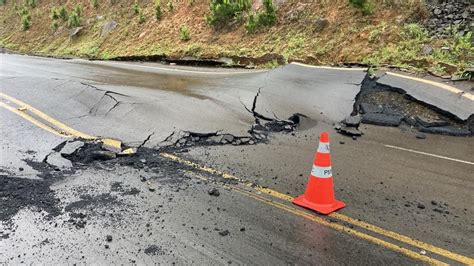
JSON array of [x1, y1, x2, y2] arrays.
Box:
[[311, 165, 332, 178], [317, 142, 330, 153]]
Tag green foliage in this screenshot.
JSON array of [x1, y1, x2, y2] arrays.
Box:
[[245, 0, 276, 33], [17, 6, 28, 17], [51, 20, 59, 32], [21, 13, 31, 31], [179, 25, 190, 41], [364, 22, 472, 74], [133, 3, 140, 15], [256, 0, 276, 27], [138, 10, 146, 23], [59, 6, 68, 21], [0, 0, 6, 6], [67, 10, 81, 28], [348, 0, 374, 15], [73, 4, 83, 16], [401, 23, 428, 41], [206, 0, 251, 28], [24, 0, 36, 8], [91, 0, 99, 8], [154, 0, 162, 20], [244, 13, 256, 33], [167, 0, 173, 12], [50, 7, 59, 20]]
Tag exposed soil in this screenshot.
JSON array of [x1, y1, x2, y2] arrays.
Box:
[[0, 0, 452, 70]]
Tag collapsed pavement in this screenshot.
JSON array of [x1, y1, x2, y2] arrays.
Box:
[[336, 73, 473, 138]]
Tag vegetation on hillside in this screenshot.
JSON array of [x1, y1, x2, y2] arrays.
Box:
[[0, 0, 472, 78]]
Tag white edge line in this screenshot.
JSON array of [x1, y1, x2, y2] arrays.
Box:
[[290, 62, 367, 71], [385, 71, 474, 101], [384, 144, 474, 165], [81, 60, 268, 75]]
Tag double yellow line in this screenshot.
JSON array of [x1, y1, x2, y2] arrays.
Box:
[[0, 92, 95, 140], [1, 92, 472, 265], [161, 153, 473, 265]]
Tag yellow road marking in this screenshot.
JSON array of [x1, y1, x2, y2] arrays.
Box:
[[0, 101, 71, 138], [182, 167, 446, 264], [1, 94, 469, 264], [231, 187, 447, 266], [161, 152, 474, 265], [101, 138, 122, 152], [386, 72, 474, 101], [0, 92, 96, 140]]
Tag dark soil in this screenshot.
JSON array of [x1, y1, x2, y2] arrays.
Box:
[[0, 175, 60, 222]]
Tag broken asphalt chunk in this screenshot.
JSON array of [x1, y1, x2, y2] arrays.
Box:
[[343, 115, 361, 127], [208, 188, 220, 197], [45, 152, 73, 169], [415, 116, 448, 128], [118, 147, 137, 156], [59, 141, 85, 156], [361, 113, 404, 127], [337, 125, 362, 137], [418, 126, 471, 136], [101, 138, 122, 153], [415, 133, 427, 139], [218, 230, 230, 236]]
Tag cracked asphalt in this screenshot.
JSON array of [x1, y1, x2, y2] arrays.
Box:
[[1, 54, 473, 265]]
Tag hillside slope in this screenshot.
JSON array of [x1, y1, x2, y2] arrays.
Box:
[[0, 0, 472, 76]]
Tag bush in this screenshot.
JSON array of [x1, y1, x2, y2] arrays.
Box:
[[206, 0, 251, 28], [17, 6, 28, 16], [59, 6, 68, 21], [0, 0, 6, 6], [348, 0, 374, 15], [245, 0, 276, 33], [21, 13, 31, 31], [256, 0, 276, 27], [91, 0, 99, 8], [51, 20, 59, 32], [179, 25, 190, 41], [167, 0, 173, 12], [67, 10, 81, 28], [138, 10, 145, 23], [401, 23, 428, 41], [50, 7, 59, 20], [154, 0, 162, 20], [25, 0, 36, 8], [133, 3, 140, 15], [73, 4, 83, 16], [245, 13, 256, 33]]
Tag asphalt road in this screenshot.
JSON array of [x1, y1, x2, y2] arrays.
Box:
[[1, 54, 473, 265]]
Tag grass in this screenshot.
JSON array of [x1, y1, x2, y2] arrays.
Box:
[[0, 0, 469, 73], [282, 32, 307, 61], [179, 25, 190, 41], [364, 23, 473, 75]]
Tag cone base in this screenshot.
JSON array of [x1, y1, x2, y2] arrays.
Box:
[[292, 195, 346, 215]]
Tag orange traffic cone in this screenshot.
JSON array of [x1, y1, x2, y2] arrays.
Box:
[[292, 132, 345, 215]]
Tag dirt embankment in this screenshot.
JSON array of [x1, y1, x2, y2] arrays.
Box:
[[0, 0, 472, 75]]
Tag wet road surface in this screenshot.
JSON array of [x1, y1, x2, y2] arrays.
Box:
[[1, 54, 473, 265]]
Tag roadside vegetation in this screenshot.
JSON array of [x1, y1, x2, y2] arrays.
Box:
[[179, 25, 190, 41], [0, 0, 471, 78]]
